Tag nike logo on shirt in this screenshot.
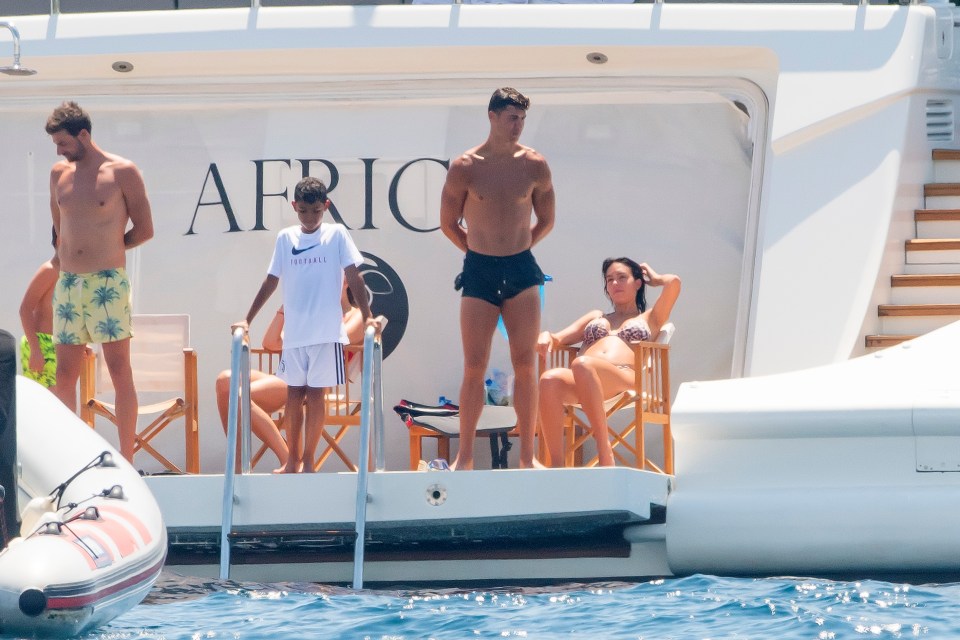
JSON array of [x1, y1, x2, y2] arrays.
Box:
[[292, 245, 319, 256]]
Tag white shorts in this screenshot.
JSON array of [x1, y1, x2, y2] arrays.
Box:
[[278, 342, 345, 388]]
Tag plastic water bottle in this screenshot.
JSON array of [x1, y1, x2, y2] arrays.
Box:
[[492, 369, 510, 406]]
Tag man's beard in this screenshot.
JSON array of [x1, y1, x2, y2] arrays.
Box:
[[63, 146, 85, 162]]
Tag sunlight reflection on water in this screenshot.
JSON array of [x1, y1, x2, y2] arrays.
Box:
[[71, 571, 960, 639]]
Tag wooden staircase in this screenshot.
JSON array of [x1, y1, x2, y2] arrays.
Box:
[[866, 149, 960, 348]]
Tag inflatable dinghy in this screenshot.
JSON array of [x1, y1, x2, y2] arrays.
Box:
[[0, 376, 166, 638]]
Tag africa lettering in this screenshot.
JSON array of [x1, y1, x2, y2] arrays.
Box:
[[185, 158, 449, 236]]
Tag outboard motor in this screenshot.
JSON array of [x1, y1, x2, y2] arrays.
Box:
[[0, 329, 18, 544]]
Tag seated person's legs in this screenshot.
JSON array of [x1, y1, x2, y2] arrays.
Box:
[[215, 369, 289, 469], [569, 355, 634, 467], [538, 367, 577, 467]]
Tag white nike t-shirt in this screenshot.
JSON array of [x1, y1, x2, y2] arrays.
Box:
[[267, 223, 363, 348]]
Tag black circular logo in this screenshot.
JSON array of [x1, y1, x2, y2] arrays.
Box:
[[357, 252, 407, 359]]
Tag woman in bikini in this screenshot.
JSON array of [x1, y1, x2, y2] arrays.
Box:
[[536, 257, 681, 467]]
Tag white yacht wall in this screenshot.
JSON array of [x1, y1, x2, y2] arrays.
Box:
[[0, 3, 954, 471]]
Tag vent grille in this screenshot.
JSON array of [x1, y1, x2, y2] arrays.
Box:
[[927, 99, 954, 142]]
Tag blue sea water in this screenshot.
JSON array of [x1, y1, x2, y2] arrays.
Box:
[[63, 571, 960, 639]]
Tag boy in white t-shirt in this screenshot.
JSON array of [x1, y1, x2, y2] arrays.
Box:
[[233, 176, 376, 473]]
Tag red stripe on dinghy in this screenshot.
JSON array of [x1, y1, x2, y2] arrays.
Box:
[[70, 515, 138, 557], [60, 528, 114, 570], [96, 505, 152, 545], [43, 556, 165, 610]]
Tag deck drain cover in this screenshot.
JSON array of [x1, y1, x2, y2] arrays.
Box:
[[426, 483, 447, 506]]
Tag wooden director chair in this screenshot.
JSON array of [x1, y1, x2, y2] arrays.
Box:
[[80, 314, 199, 474], [249, 344, 363, 471], [538, 323, 675, 473]]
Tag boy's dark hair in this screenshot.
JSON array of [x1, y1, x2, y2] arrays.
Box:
[[294, 176, 328, 204], [488, 87, 530, 114], [45, 101, 92, 137]]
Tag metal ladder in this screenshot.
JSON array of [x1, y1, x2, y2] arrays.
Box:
[[219, 325, 385, 588]]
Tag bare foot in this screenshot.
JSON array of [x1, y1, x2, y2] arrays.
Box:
[[520, 457, 548, 470], [449, 457, 473, 471], [298, 460, 312, 473], [279, 459, 304, 474]]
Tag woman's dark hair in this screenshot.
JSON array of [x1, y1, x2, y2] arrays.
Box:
[[345, 284, 356, 307], [602, 257, 646, 312]]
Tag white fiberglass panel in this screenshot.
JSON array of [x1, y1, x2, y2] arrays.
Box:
[[0, 82, 757, 472]]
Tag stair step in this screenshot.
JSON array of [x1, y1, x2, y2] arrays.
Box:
[[915, 209, 960, 222], [905, 239, 960, 264], [923, 197, 960, 210], [933, 151, 960, 181], [905, 238, 960, 251], [864, 334, 918, 348], [870, 151, 960, 347], [879, 303, 960, 316], [891, 273, 960, 303], [916, 210, 960, 238], [924, 184, 960, 197], [892, 273, 960, 286], [903, 262, 960, 275], [933, 149, 960, 162]]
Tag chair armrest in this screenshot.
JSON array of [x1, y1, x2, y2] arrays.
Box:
[[539, 344, 580, 374], [250, 347, 281, 375]]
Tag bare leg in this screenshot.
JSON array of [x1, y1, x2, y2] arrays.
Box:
[[282, 386, 307, 473], [538, 367, 578, 467], [53, 343, 85, 413], [570, 356, 634, 466], [249, 375, 289, 470], [216, 370, 289, 469], [101, 339, 138, 464], [215, 369, 232, 431], [214, 369, 242, 472], [451, 297, 501, 471], [500, 287, 543, 468], [301, 387, 326, 472]]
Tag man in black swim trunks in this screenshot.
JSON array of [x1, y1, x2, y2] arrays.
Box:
[[440, 87, 556, 470]]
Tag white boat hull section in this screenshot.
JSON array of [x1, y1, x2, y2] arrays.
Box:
[[669, 320, 960, 577], [0, 377, 166, 638], [147, 467, 671, 583]]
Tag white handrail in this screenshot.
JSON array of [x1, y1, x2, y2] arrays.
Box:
[[352, 325, 384, 589], [220, 327, 250, 580], [218, 324, 381, 584]]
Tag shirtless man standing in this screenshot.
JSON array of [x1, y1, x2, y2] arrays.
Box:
[[46, 101, 154, 463], [440, 87, 556, 470]]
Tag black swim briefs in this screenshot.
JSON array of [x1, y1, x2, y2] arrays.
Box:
[[454, 249, 545, 307]]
